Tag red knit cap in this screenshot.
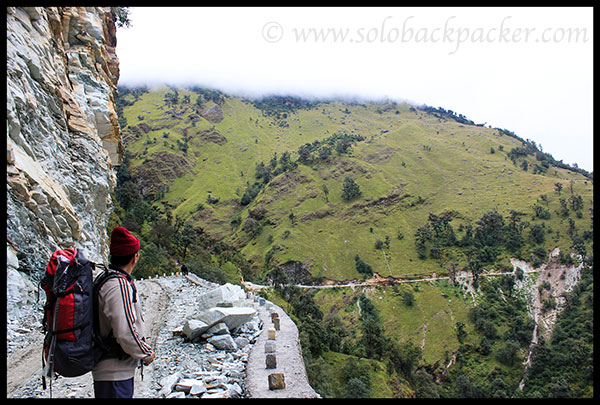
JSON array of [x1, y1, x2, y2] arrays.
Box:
[[110, 226, 140, 257]]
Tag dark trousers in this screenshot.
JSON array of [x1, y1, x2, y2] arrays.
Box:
[[94, 377, 134, 398]]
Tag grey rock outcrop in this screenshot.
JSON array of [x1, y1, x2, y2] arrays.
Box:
[[6, 7, 123, 276]]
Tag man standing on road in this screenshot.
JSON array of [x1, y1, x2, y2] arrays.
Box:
[[92, 226, 155, 398]]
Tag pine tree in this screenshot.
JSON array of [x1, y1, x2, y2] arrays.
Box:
[[342, 177, 362, 201], [355, 254, 373, 277]]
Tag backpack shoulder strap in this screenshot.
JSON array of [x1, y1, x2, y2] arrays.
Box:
[[92, 267, 131, 360], [93, 268, 124, 308], [92, 268, 125, 328]]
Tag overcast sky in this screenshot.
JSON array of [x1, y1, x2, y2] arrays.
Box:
[[116, 7, 593, 171]]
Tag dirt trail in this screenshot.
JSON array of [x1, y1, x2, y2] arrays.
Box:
[[132, 278, 172, 398], [243, 267, 541, 291], [6, 277, 170, 398], [6, 333, 45, 396]]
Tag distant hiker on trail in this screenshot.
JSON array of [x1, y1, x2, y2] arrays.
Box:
[[92, 226, 155, 398]]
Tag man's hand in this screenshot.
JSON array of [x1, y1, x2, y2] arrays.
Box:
[[143, 351, 155, 366]]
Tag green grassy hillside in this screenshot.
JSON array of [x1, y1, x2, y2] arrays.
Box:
[[116, 85, 593, 398], [118, 85, 593, 284]]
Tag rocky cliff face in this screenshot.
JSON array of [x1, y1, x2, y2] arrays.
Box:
[[6, 6, 122, 278]]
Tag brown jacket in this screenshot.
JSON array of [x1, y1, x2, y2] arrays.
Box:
[[92, 268, 153, 381]]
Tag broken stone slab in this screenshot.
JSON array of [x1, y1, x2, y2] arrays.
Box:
[[209, 306, 257, 331], [196, 283, 247, 311], [201, 322, 229, 339], [202, 390, 230, 399], [234, 336, 249, 349], [190, 382, 208, 396], [183, 319, 209, 341], [236, 319, 260, 334], [207, 334, 238, 352], [174, 378, 202, 393], [268, 373, 286, 390], [197, 308, 226, 328], [158, 373, 181, 397], [194, 306, 257, 333], [227, 382, 243, 398], [205, 375, 229, 385]]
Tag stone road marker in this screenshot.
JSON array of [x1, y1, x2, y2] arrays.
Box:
[[268, 373, 285, 390], [265, 353, 277, 369], [264, 341, 276, 353]]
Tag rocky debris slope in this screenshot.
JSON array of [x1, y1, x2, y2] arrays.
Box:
[[6, 247, 41, 357], [150, 275, 260, 399], [6, 6, 123, 275], [511, 247, 584, 342], [7, 273, 317, 399]]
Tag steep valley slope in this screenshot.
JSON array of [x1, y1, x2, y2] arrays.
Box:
[[117, 86, 593, 397], [119, 86, 593, 283]]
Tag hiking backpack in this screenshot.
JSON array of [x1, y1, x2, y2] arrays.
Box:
[[40, 248, 130, 391]]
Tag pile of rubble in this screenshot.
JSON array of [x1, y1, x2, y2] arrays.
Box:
[[153, 275, 266, 398], [8, 271, 305, 398]]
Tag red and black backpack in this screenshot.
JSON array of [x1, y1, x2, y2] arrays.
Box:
[[40, 248, 130, 392], [41, 248, 96, 383]]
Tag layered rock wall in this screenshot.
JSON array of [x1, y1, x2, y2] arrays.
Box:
[[6, 7, 122, 275]]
